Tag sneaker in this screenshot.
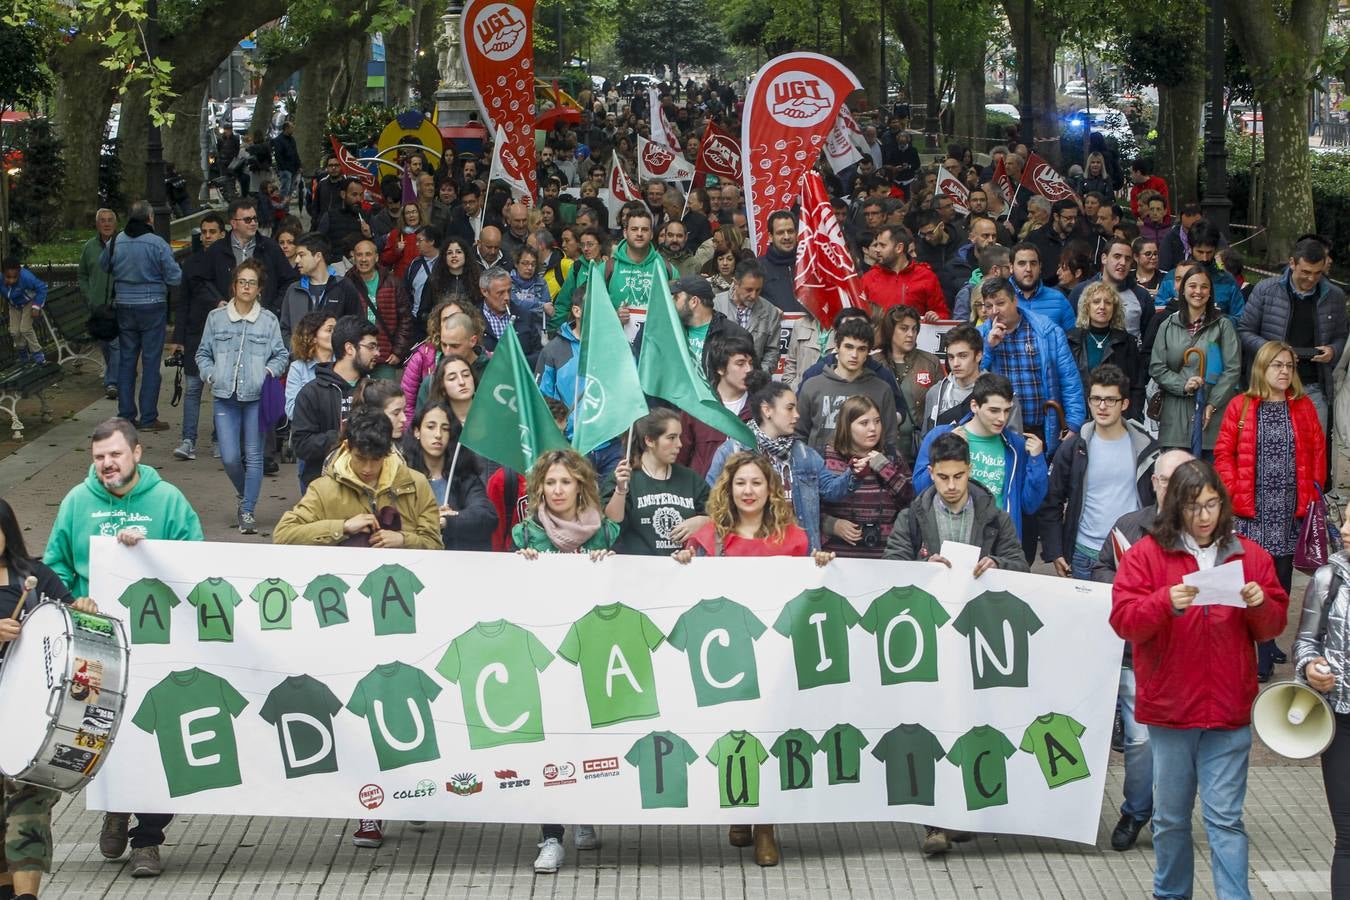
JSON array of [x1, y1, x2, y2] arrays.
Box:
[[574, 824, 600, 850], [104, 385, 118, 400], [352, 819, 383, 848], [173, 439, 196, 461], [99, 812, 130, 859], [238, 511, 257, 535], [212, 445, 221, 459], [128, 845, 163, 877], [533, 837, 564, 873], [921, 826, 952, 856]]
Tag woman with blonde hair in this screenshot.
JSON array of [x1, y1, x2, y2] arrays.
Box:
[[1066, 281, 1145, 415], [1081, 151, 1113, 197], [673, 451, 833, 866], [1215, 339, 1326, 679]]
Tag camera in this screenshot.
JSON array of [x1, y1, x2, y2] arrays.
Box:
[[861, 523, 882, 548], [164, 349, 185, 368]]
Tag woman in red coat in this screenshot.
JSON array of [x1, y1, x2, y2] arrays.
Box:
[[1214, 339, 1325, 680], [673, 451, 834, 866], [1110, 459, 1288, 900], [380, 203, 423, 278]]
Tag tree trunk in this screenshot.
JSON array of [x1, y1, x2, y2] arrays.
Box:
[[119, 86, 151, 203], [1258, 83, 1313, 261], [51, 37, 117, 227], [1154, 75, 1203, 209], [165, 87, 209, 201], [952, 47, 987, 150], [837, 2, 880, 107], [1001, 0, 1060, 163], [385, 20, 413, 108], [295, 54, 345, 171], [890, 2, 929, 123]]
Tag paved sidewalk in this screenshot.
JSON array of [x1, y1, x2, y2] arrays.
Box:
[[4, 394, 1341, 898]]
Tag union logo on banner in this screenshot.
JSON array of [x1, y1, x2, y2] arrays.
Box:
[[1020, 151, 1081, 205], [460, 0, 538, 199], [695, 122, 741, 181], [794, 169, 865, 329], [472, 4, 527, 59], [992, 156, 1015, 205], [638, 136, 695, 182]]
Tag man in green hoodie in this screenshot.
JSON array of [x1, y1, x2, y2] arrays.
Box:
[[605, 210, 675, 311], [43, 417, 203, 879]]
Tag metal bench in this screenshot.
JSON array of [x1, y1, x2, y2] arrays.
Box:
[[0, 332, 61, 439], [39, 285, 105, 375]]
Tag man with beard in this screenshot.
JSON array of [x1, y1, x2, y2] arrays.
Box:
[[317, 179, 371, 262], [291, 315, 380, 491], [861, 226, 947, 320], [660, 221, 700, 278], [44, 418, 203, 879], [1008, 242, 1075, 332], [756, 210, 802, 313], [605, 210, 675, 310]]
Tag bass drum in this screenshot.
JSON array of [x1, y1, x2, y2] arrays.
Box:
[[0, 602, 130, 792]]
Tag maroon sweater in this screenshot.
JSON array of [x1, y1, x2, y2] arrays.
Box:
[[819, 444, 913, 558]]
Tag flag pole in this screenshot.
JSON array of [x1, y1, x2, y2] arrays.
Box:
[[625, 425, 635, 462], [442, 442, 463, 507]]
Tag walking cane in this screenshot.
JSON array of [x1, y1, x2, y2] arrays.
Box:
[[1042, 400, 1067, 442]]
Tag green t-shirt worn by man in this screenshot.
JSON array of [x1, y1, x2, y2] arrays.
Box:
[[251, 578, 298, 631], [437, 620, 554, 749], [117, 577, 181, 645], [772, 587, 860, 690], [946, 725, 1018, 810], [186, 578, 244, 642], [951, 590, 1044, 689], [769, 728, 819, 791], [666, 597, 766, 707], [358, 564, 424, 636], [346, 662, 443, 770], [602, 465, 710, 555], [303, 574, 351, 628], [625, 731, 699, 809], [685, 321, 711, 362], [859, 586, 950, 685], [1020, 712, 1090, 788], [258, 674, 344, 779], [964, 430, 1007, 502], [871, 723, 947, 806], [132, 667, 248, 797], [557, 603, 665, 727], [706, 730, 769, 808]]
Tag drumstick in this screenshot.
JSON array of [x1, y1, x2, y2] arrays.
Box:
[[10, 575, 37, 620]]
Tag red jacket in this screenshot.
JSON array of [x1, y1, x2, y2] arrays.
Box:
[[381, 229, 420, 279], [861, 261, 949, 318], [687, 521, 809, 557], [486, 467, 528, 552], [354, 268, 415, 363], [1110, 534, 1288, 730], [1213, 392, 1324, 519], [1129, 175, 1170, 217]]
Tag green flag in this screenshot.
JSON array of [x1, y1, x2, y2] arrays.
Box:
[[572, 265, 649, 455], [637, 271, 756, 447], [460, 325, 569, 474]]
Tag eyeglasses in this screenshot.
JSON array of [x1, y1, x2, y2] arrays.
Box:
[[919, 228, 938, 239], [1268, 361, 1296, 371], [234, 216, 258, 224], [357, 341, 381, 351], [235, 278, 259, 287], [1087, 396, 1124, 407], [1183, 499, 1223, 517]]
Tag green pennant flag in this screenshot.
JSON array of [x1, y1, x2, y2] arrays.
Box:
[[460, 325, 569, 475], [571, 265, 650, 455], [637, 270, 756, 448]]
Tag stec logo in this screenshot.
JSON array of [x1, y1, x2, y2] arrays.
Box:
[[582, 757, 620, 780], [495, 768, 531, 789]]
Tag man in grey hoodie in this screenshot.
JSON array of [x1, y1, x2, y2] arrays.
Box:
[[795, 316, 900, 453]]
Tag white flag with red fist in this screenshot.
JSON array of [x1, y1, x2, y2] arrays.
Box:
[[637, 135, 696, 183], [935, 166, 970, 216]]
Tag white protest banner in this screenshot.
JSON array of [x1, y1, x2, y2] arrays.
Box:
[[918, 319, 964, 359], [86, 538, 1120, 842], [622, 308, 646, 344], [637, 135, 697, 184]]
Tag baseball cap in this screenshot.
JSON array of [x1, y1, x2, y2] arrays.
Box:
[[670, 276, 714, 303]]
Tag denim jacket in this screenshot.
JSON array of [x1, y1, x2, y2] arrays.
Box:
[[195, 301, 289, 402]]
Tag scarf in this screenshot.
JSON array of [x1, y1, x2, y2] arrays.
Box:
[[537, 505, 602, 553], [750, 422, 794, 498]]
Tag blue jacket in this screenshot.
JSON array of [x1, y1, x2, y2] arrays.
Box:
[[101, 228, 182, 304], [911, 411, 1048, 539], [1155, 263, 1245, 321], [195, 302, 289, 403], [1010, 277, 1075, 333], [0, 268, 47, 309], [705, 436, 855, 551], [978, 306, 1087, 458]]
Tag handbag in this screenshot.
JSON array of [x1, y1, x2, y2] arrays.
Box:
[[1296, 482, 1342, 574]]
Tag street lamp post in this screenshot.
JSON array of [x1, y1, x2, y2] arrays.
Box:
[[925, 0, 938, 146], [879, 0, 887, 111], [1201, 0, 1231, 234], [144, 0, 171, 240], [1019, 0, 1033, 150]]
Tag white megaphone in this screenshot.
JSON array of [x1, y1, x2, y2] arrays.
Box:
[[1251, 667, 1336, 759]]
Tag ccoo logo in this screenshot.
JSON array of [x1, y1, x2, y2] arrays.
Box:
[[767, 72, 835, 128], [473, 4, 527, 60]]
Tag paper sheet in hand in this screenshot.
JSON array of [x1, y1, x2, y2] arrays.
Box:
[[940, 540, 982, 576], [1182, 560, 1246, 608]]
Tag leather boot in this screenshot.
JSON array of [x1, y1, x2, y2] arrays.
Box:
[[728, 824, 752, 847], [753, 825, 779, 867]]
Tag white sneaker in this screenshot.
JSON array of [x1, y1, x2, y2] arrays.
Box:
[[533, 837, 565, 873], [574, 824, 600, 850], [172, 439, 196, 461]]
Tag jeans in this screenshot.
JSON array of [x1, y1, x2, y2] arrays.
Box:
[[1071, 546, 1098, 581], [214, 396, 262, 514], [1324, 712, 1350, 896], [116, 303, 168, 425], [181, 374, 204, 443], [99, 338, 120, 388], [128, 812, 173, 849], [1149, 724, 1252, 900], [1118, 668, 1153, 822]]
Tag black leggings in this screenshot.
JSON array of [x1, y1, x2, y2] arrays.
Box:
[[1324, 712, 1350, 897], [1258, 554, 1294, 675]]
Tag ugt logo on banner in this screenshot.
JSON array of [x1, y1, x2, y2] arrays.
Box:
[[768, 73, 836, 127], [460, 0, 538, 199], [473, 4, 527, 59]]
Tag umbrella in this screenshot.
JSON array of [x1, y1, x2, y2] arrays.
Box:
[[1042, 400, 1066, 445], [1182, 346, 1207, 457]]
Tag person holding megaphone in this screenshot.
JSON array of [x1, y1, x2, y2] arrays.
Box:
[[1292, 514, 1350, 897]]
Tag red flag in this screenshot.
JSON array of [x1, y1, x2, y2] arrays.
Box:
[[794, 170, 865, 329], [1019, 151, 1082, 205], [695, 120, 742, 182], [741, 52, 862, 256], [327, 136, 376, 190], [460, 0, 538, 200], [992, 155, 1014, 205]]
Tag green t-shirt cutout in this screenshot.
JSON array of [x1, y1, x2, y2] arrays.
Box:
[[871, 723, 947, 806], [186, 578, 244, 642], [705, 730, 769, 808], [819, 723, 869, 785], [946, 725, 1018, 810], [358, 564, 424, 636], [303, 574, 351, 628], [258, 674, 344, 778], [132, 667, 248, 797], [1019, 712, 1090, 788], [116, 577, 180, 645], [250, 578, 298, 630], [437, 620, 554, 749], [346, 662, 443, 770], [859, 586, 950, 685], [772, 587, 860, 690], [667, 597, 766, 707], [624, 731, 699, 809], [951, 590, 1044, 689], [769, 729, 819, 791], [557, 603, 665, 727]]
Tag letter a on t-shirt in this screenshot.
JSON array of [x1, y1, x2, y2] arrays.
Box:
[[358, 564, 424, 636]]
